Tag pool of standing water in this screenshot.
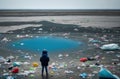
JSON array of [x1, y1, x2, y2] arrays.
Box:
[[9, 36, 84, 53]]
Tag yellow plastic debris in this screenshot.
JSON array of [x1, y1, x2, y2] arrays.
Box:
[[32, 62, 39, 67]]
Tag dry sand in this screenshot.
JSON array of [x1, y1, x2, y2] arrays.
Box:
[[0, 16, 120, 33]]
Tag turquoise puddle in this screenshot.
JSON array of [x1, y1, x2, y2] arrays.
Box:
[[10, 36, 84, 53]]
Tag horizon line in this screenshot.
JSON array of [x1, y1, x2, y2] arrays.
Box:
[[0, 9, 120, 10]]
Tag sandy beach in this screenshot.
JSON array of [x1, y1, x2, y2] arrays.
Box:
[[0, 14, 120, 79]]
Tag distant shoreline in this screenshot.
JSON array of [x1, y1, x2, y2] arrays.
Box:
[[0, 9, 120, 16]]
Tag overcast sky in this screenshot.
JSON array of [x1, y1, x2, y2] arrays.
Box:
[[0, 0, 120, 9]]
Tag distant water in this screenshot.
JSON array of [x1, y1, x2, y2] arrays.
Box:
[[10, 36, 83, 53]]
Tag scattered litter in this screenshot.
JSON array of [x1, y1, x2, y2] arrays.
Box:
[[79, 73, 87, 78], [13, 62, 21, 67], [50, 71, 54, 76], [24, 55, 32, 59], [58, 63, 67, 69], [38, 28, 43, 31], [1, 37, 9, 42], [51, 62, 56, 66], [29, 74, 35, 78], [87, 57, 96, 61], [11, 67, 19, 73], [64, 70, 74, 74], [6, 58, 11, 63], [18, 70, 35, 76], [32, 62, 39, 67], [6, 76, 14, 79], [64, 54, 69, 57], [80, 57, 88, 62], [89, 38, 101, 43], [22, 62, 30, 65], [3, 73, 9, 76], [100, 43, 120, 50], [99, 67, 120, 79], [58, 54, 63, 58], [8, 66, 13, 70], [74, 28, 79, 31], [77, 66, 81, 69], [7, 56, 15, 59], [51, 66, 58, 71], [92, 71, 98, 74]]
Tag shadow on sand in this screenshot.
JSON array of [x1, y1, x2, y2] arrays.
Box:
[[41, 75, 49, 79]]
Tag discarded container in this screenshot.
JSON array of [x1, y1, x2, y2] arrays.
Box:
[[8, 66, 13, 70], [80, 58, 88, 62], [79, 73, 87, 78], [32, 62, 39, 67], [11, 67, 19, 73], [99, 67, 120, 79], [13, 62, 21, 67], [100, 43, 120, 50], [6, 58, 11, 63]]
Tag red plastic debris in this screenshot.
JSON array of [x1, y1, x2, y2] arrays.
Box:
[[11, 67, 19, 73], [80, 58, 88, 62]]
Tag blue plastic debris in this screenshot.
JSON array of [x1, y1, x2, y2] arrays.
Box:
[[99, 67, 120, 79], [52, 66, 57, 71], [13, 62, 21, 67], [79, 73, 87, 78], [6, 76, 14, 79]]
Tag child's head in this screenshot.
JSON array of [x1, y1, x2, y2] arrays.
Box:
[[42, 49, 48, 55]]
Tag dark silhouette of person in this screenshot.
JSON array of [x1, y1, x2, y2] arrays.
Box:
[[40, 50, 50, 76]]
